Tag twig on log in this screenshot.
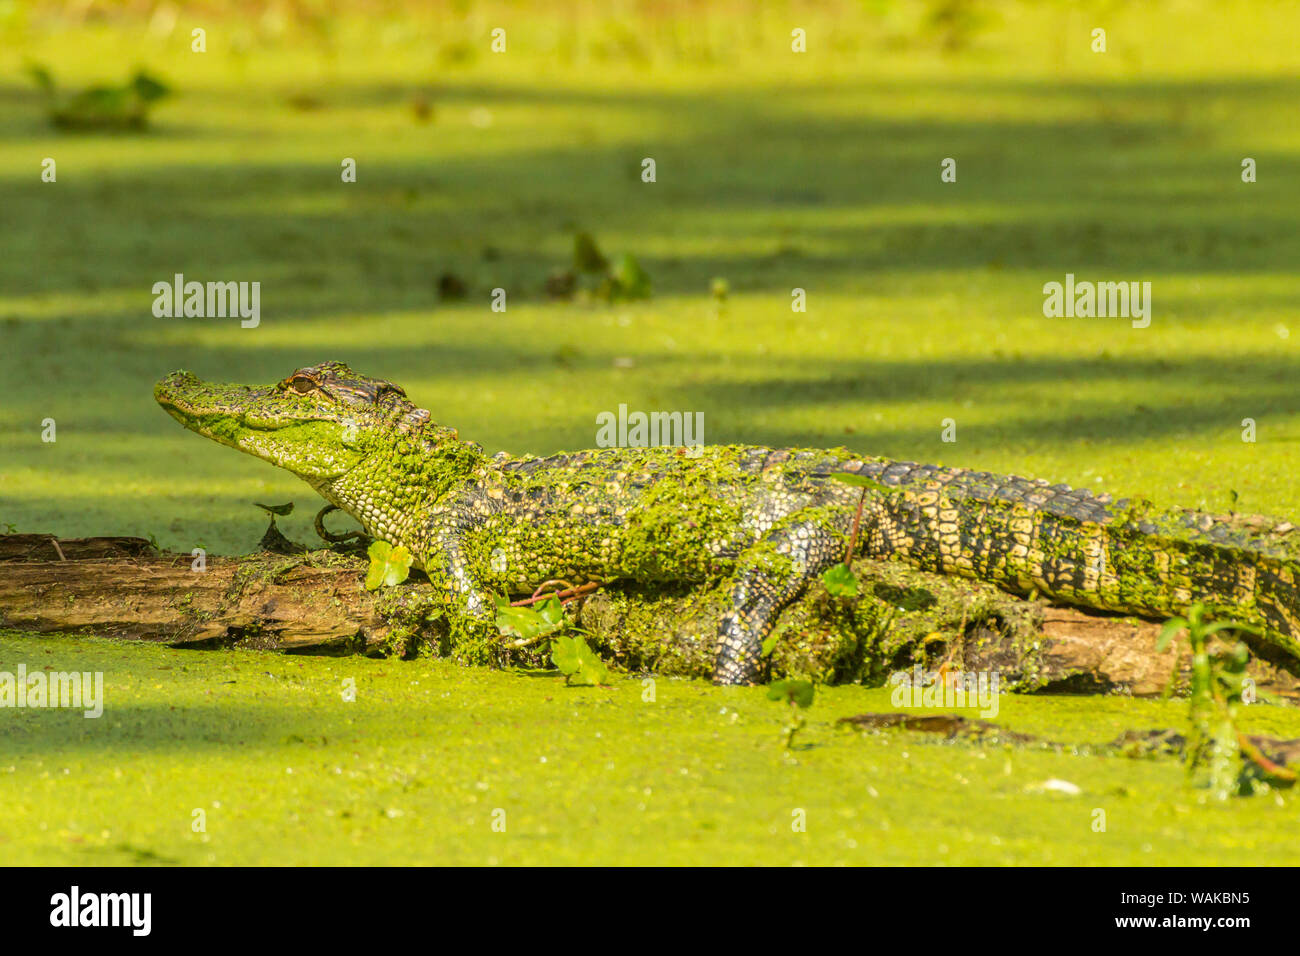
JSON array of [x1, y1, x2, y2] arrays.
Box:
[[510, 579, 603, 608]]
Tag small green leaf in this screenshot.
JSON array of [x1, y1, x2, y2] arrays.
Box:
[[24, 62, 56, 94], [573, 232, 608, 273], [551, 635, 580, 673], [760, 633, 781, 658], [572, 639, 611, 686], [494, 603, 541, 639], [767, 679, 815, 709], [131, 71, 171, 103], [365, 540, 412, 591], [494, 594, 567, 642], [612, 253, 652, 300], [1200, 620, 1261, 638], [534, 595, 565, 630], [1156, 617, 1187, 652], [828, 472, 893, 494], [550, 633, 610, 686], [386, 547, 412, 584], [364, 541, 391, 590], [821, 562, 859, 597]]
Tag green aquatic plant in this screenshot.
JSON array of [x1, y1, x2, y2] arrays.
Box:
[[1157, 604, 1277, 797], [767, 679, 815, 749], [550, 633, 612, 686], [27, 64, 171, 130], [492, 593, 609, 685]]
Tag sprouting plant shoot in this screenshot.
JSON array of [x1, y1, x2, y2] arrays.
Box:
[[817, 471, 893, 597], [26, 64, 172, 130], [767, 679, 815, 749], [492, 592, 609, 685], [567, 231, 652, 302], [1157, 603, 1276, 797]]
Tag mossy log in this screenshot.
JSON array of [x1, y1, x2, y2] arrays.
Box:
[[2, 533, 1297, 700]]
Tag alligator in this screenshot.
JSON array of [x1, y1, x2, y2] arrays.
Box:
[[155, 362, 1300, 684]]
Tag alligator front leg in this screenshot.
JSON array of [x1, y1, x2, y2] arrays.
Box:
[[420, 520, 496, 639], [712, 516, 848, 685]]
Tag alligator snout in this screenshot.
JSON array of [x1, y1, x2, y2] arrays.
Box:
[[153, 369, 199, 404]]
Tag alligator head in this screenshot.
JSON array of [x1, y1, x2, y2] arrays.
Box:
[[154, 362, 483, 546], [154, 362, 441, 485]]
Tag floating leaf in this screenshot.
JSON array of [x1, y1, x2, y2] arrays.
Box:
[[534, 595, 565, 628], [551, 633, 611, 686], [550, 634, 581, 673], [767, 679, 815, 709]]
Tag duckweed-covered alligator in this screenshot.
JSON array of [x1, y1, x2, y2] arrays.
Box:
[[156, 362, 1300, 684]]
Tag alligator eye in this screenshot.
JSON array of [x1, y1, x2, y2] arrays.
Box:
[[290, 377, 316, 394]]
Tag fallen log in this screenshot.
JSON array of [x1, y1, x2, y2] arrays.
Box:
[[0, 534, 383, 653], [1, 533, 1297, 699]]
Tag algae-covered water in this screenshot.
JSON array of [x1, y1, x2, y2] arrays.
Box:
[[3, 0, 1300, 864], [4, 632, 1300, 865]]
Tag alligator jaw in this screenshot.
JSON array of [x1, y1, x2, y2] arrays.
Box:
[[154, 369, 366, 484], [154, 370, 284, 449]]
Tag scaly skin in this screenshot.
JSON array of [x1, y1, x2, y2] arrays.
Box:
[[156, 362, 1300, 684]]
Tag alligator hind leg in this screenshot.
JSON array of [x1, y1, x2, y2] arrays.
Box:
[[712, 517, 848, 685]]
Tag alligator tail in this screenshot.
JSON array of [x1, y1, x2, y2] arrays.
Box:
[[831, 457, 1300, 663]]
